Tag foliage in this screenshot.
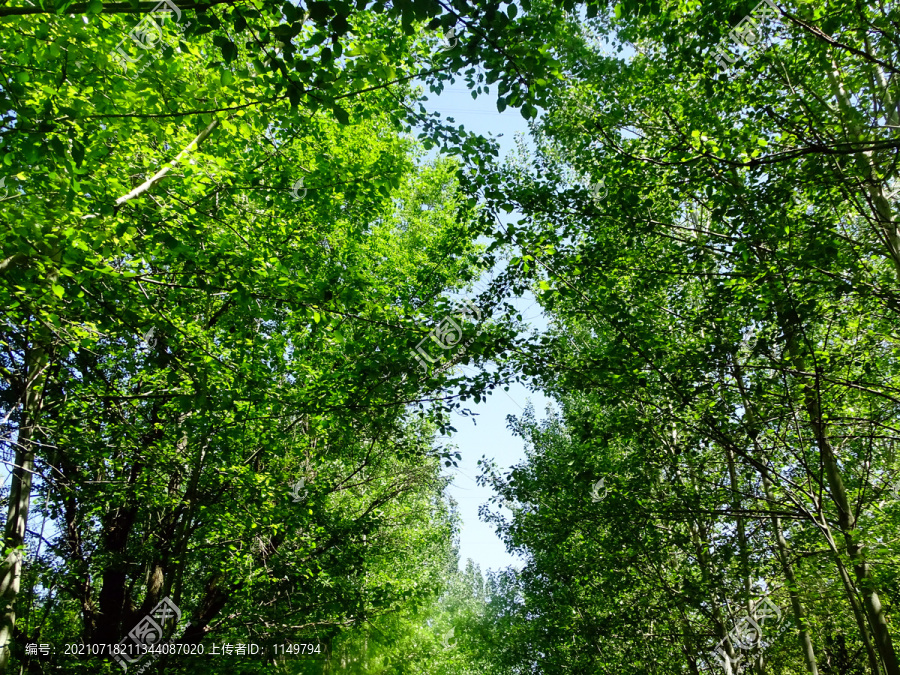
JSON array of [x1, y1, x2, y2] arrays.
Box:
[[473, 1, 900, 674], [0, 2, 506, 672], [4, 0, 900, 673]]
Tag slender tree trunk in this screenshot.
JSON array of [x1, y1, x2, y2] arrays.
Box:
[[0, 341, 51, 672], [813, 404, 897, 674], [760, 472, 820, 674], [731, 359, 820, 674], [724, 442, 766, 675], [172, 421, 206, 608], [673, 423, 741, 674], [689, 519, 740, 675], [684, 454, 740, 675], [774, 298, 898, 674], [814, 55, 900, 666], [683, 644, 702, 675], [826, 55, 900, 281], [818, 511, 883, 675]]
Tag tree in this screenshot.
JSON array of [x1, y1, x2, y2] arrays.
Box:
[[472, 0, 900, 673], [0, 2, 506, 670]]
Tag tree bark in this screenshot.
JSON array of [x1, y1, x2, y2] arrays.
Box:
[[777, 302, 898, 674], [92, 503, 140, 643], [818, 514, 882, 675], [724, 441, 766, 675], [731, 358, 820, 674], [825, 55, 900, 283], [760, 471, 820, 675], [0, 339, 51, 672]]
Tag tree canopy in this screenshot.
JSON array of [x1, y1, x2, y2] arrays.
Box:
[[2, 0, 900, 673]]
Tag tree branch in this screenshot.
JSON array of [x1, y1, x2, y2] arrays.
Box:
[[0, 0, 234, 19], [115, 117, 220, 208]]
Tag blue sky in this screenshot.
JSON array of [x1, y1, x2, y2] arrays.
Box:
[[416, 80, 555, 573]]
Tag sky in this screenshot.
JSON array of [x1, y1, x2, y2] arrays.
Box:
[[416, 77, 555, 573], [412, 25, 633, 574]]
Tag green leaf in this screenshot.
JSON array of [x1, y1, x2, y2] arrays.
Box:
[[221, 41, 238, 64], [332, 105, 350, 125], [71, 141, 85, 169]]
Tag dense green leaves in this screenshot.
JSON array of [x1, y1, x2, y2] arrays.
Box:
[[3, 0, 900, 673], [0, 2, 509, 672], [469, 0, 900, 673]]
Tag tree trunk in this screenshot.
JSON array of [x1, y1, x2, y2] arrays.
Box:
[[724, 442, 766, 675], [826, 56, 900, 281], [732, 359, 819, 674], [0, 341, 51, 672], [816, 511, 882, 674], [760, 472, 820, 674], [776, 303, 898, 675]]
